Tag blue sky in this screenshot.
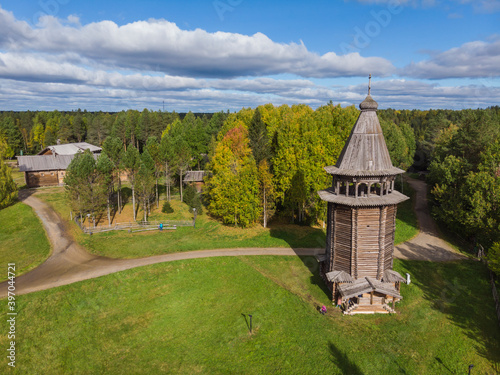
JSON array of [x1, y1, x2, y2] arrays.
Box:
[[0, 0, 498, 111]]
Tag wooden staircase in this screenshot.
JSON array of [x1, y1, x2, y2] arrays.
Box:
[[343, 301, 396, 315]]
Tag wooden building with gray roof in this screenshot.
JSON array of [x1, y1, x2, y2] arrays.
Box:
[[317, 80, 409, 315], [17, 143, 100, 188], [183, 170, 206, 192], [38, 142, 101, 156]]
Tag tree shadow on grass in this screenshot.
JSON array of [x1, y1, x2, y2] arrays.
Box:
[[397, 259, 500, 368], [269, 225, 331, 299], [328, 341, 364, 375], [18, 188, 36, 201], [299, 255, 332, 299], [120, 187, 132, 209]]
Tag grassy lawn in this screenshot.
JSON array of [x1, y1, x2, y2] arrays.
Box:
[[0, 202, 51, 280], [1, 256, 498, 374], [35, 188, 327, 258], [395, 178, 419, 245], [34, 182, 418, 259]]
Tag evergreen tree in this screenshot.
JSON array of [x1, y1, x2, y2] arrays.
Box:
[[64, 150, 106, 225], [72, 110, 86, 142], [136, 151, 155, 222], [139, 109, 152, 146], [0, 138, 17, 209], [160, 132, 175, 202], [122, 146, 141, 221], [58, 115, 75, 144], [146, 136, 163, 208], [102, 136, 124, 213], [248, 108, 271, 165], [87, 113, 111, 146], [96, 152, 114, 226], [112, 112, 128, 151], [0, 117, 23, 156]]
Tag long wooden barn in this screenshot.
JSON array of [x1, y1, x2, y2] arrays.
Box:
[[17, 142, 101, 188], [317, 84, 409, 315]]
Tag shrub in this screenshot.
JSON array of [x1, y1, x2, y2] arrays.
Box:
[[162, 201, 174, 214], [183, 184, 203, 214], [183, 185, 196, 206]]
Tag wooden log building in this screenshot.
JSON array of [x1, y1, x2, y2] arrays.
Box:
[[183, 170, 206, 192], [317, 80, 409, 315], [17, 142, 101, 188]]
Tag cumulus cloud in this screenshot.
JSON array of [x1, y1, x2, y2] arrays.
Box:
[[0, 5, 498, 111], [401, 38, 500, 79], [349, 79, 500, 108], [0, 7, 393, 79]]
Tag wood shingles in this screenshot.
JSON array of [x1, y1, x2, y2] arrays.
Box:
[[317, 89, 408, 315]]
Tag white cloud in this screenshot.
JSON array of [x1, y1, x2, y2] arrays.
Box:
[[349, 79, 500, 108], [0, 7, 394, 79], [401, 38, 500, 79], [0, 5, 498, 111]]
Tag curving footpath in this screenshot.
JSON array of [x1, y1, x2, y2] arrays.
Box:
[[394, 178, 466, 262], [0, 178, 464, 298]]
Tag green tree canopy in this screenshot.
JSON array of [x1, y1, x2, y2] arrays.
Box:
[[0, 137, 17, 209]]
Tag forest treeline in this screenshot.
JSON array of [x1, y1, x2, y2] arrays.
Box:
[[1, 105, 500, 271]]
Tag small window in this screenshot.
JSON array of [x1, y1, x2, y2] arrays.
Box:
[[51, 172, 54, 176], [41, 173, 44, 176]]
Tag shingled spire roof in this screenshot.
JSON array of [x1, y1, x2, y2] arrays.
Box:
[[324, 83, 404, 177]]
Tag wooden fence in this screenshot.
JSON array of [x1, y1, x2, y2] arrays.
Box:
[[74, 218, 194, 234]]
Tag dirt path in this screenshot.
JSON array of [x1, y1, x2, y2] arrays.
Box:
[[1, 178, 464, 297], [394, 178, 466, 261], [0, 192, 323, 297]]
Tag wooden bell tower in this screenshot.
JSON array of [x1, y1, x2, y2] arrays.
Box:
[[317, 77, 409, 314]]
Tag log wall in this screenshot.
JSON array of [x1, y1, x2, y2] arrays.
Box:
[[327, 204, 398, 281], [332, 205, 352, 275], [356, 208, 381, 278], [26, 171, 59, 187], [384, 206, 397, 270]]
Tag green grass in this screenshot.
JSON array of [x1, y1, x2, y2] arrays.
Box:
[[5, 162, 27, 189], [35, 189, 327, 258], [1, 256, 498, 374], [395, 179, 419, 245], [35, 183, 419, 259], [0, 202, 51, 280]]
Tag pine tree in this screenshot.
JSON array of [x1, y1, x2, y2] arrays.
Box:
[[136, 155, 155, 222], [96, 153, 114, 225], [102, 136, 124, 213], [146, 136, 163, 208], [122, 146, 141, 221]]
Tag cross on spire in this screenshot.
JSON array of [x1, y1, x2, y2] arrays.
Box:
[[368, 74, 371, 95]]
